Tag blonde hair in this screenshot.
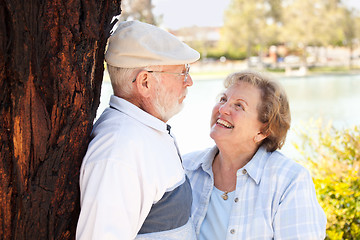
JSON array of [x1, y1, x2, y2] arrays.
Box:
[[224, 70, 291, 152]]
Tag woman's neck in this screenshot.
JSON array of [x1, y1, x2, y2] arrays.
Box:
[[212, 143, 258, 192], [212, 153, 237, 192], [215, 141, 257, 169]]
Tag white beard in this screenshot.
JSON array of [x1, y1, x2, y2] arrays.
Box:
[[152, 85, 184, 122]]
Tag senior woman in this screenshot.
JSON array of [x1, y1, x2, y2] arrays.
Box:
[[183, 71, 326, 240]]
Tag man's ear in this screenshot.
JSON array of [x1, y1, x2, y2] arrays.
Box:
[[135, 71, 152, 98]]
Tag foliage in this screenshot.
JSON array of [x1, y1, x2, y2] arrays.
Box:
[[220, 49, 247, 60], [119, 0, 156, 24], [220, 0, 280, 59], [127, 0, 360, 66], [217, 0, 360, 63], [293, 120, 360, 239]]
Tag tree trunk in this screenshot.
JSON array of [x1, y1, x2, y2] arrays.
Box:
[[349, 45, 353, 69], [0, 0, 120, 239]]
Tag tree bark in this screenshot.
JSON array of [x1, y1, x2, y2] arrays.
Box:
[[0, 0, 120, 239]]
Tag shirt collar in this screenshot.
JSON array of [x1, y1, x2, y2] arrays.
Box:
[[186, 145, 269, 185], [241, 145, 269, 185], [185, 146, 219, 172], [109, 95, 168, 134]]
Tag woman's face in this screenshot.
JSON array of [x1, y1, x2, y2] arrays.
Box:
[[210, 81, 266, 150]]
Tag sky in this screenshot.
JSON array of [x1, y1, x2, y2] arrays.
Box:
[[152, 0, 231, 29], [152, 0, 360, 30]]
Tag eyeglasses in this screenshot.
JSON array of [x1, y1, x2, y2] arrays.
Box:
[[132, 64, 191, 83], [145, 64, 191, 83], [147, 64, 190, 83]]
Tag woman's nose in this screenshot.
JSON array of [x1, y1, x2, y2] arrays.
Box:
[[219, 102, 230, 115]]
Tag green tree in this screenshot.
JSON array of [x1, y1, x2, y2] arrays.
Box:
[[221, 0, 266, 64], [120, 0, 156, 24], [280, 0, 358, 69], [340, 7, 359, 68], [281, 0, 325, 70], [221, 0, 283, 65]]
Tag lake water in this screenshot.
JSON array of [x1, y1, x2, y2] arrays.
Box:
[[97, 73, 360, 158]]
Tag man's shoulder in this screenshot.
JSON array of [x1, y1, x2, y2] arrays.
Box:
[[92, 109, 151, 140]]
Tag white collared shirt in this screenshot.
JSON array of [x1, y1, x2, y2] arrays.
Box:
[[76, 96, 195, 240]]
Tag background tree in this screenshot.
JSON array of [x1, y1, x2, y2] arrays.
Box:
[[340, 6, 359, 68], [221, 0, 265, 66], [0, 0, 120, 239], [220, 0, 282, 65], [217, 0, 359, 69], [281, 0, 325, 70], [281, 0, 358, 70], [120, 0, 155, 24]]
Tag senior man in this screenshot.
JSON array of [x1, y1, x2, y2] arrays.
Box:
[[76, 20, 200, 240]]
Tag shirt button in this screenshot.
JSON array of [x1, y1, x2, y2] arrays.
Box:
[[230, 229, 235, 234], [234, 197, 239, 202], [242, 169, 247, 175]]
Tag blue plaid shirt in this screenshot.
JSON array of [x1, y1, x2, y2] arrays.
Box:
[[183, 146, 326, 240]]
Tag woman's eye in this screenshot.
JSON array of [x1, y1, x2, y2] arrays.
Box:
[[219, 97, 226, 103], [235, 103, 244, 110]]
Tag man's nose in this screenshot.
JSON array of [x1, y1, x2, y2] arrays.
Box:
[[185, 74, 193, 87]]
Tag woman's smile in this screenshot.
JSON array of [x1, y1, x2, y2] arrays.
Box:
[[216, 118, 234, 129]]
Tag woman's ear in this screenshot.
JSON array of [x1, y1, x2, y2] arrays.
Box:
[[254, 130, 269, 144]]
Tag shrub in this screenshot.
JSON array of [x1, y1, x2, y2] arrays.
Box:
[[293, 120, 360, 240]]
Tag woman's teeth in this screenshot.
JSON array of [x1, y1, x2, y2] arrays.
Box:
[[216, 119, 234, 129]]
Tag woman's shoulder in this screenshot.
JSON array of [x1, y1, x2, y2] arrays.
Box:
[[264, 150, 312, 181], [182, 146, 217, 171]]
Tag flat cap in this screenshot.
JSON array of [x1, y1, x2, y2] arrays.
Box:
[[105, 20, 200, 68]]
